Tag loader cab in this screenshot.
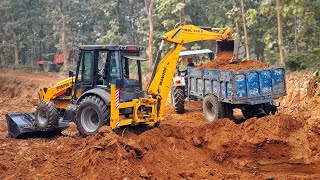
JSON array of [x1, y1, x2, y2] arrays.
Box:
[[75, 45, 145, 102]]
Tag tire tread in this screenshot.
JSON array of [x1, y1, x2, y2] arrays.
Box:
[[76, 95, 110, 137], [172, 86, 185, 114]]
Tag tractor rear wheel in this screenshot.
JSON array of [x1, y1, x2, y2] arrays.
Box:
[[43, 62, 53, 72], [76, 95, 110, 137], [203, 94, 225, 122], [172, 86, 185, 114], [35, 102, 60, 130]]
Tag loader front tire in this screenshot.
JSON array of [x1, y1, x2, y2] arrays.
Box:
[[203, 94, 225, 122], [76, 95, 110, 137], [35, 102, 60, 130], [172, 86, 185, 114]]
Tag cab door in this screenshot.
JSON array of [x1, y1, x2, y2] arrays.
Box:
[[75, 50, 94, 98]]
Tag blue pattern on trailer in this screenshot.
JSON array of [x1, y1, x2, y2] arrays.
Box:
[[188, 67, 286, 105]]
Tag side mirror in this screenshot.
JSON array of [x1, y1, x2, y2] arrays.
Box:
[[69, 70, 75, 77]]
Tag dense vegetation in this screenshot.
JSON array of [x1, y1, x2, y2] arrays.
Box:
[[0, 0, 319, 71]]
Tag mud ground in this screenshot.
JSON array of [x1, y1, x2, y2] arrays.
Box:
[[0, 69, 320, 179]]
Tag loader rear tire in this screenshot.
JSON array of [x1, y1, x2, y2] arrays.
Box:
[[172, 86, 185, 114], [203, 94, 225, 122], [76, 95, 110, 137], [35, 102, 60, 130]]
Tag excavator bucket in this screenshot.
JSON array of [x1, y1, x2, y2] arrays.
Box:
[[232, 39, 245, 61], [217, 39, 235, 52], [6, 113, 69, 138], [217, 39, 245, 63]]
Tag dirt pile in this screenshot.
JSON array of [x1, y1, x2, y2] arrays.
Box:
[[2, 112, 318, 179], [0, 70, 66, 138], [0, 69, 320, 179], [307, 76, 320, 97], [196, 51, 268, 71], [280, 72, 320, 121]]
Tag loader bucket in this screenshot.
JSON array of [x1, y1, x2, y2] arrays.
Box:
[[6, 113, 69, 138], [217, 39, 235, 52], [217, 39, 245, 62]]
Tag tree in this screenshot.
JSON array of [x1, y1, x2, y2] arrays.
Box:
[[0, 0, 318, 70], [276, 0, 286, 66], [240, 0, 250, 60], [179, 0, 186, 25], [58, 0, 69, 71], [144, 0, 154, 67]]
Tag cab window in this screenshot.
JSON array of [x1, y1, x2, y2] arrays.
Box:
[[98, 51, 108, 76], [122, 57, 139, 82], [78, 51, 93, 84], [109, 51, 122, 85]]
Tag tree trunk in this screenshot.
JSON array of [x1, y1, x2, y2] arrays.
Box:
[[60, 1, 69, 71], [116, 0, 120, 26], [235, 19, 240, 39], [144, 0, 154, 68], [179, 0, 185, 25], [294, 16, 298, 53], [233, 0, 240, 38], [0, 48, 5, 66], [276, 0, 286, 66], [240, 0, 250, 60], [13, 31, 19, 66], [31, 38, 35, 67]]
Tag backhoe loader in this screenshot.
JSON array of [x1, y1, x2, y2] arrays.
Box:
[[7, 24, 236, 138]]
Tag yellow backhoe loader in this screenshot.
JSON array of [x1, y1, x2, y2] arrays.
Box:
[[6, 24, 236, 138]]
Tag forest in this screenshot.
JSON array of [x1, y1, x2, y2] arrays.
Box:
[[0, 0, 319, 71]]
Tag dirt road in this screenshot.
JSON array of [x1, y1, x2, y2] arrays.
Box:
[[0, 69, 319, 179]]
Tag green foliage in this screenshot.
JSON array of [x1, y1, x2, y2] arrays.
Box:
[[286, 49, 320, 71], [0, 0, 319, 72]]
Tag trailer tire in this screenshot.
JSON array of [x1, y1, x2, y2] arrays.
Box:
[[172, 86, 185, 114], [224, 104, 233, 119], [35, 102, 60, 130], [241, 109, 254, 119], [262, 103, 277, 115], [37, 65, 44, 71], [203, 94, 225, 122], [76, 95, 110, 137]]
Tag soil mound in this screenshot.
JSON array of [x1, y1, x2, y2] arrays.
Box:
[[0, 69, 320, 179], [307, 76, 320, 97], [197, 51, 268, 71], [0, 75, 38, 100]]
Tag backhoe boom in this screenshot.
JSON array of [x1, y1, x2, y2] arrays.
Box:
[[147, 24, 234, 119]]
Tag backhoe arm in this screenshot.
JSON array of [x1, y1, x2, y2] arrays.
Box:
[[162, 25, 233, 44], [147, 24, 233, 119]]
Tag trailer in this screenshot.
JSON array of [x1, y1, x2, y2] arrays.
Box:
[[185, 67, 286, 123], [37, 53, 64, 72]]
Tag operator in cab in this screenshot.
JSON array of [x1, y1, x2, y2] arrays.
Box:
[[187, 57, 195, 67]]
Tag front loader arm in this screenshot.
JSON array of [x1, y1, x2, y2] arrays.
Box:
[[39, 77, 75, 109], [147, 24, 233, 119]]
